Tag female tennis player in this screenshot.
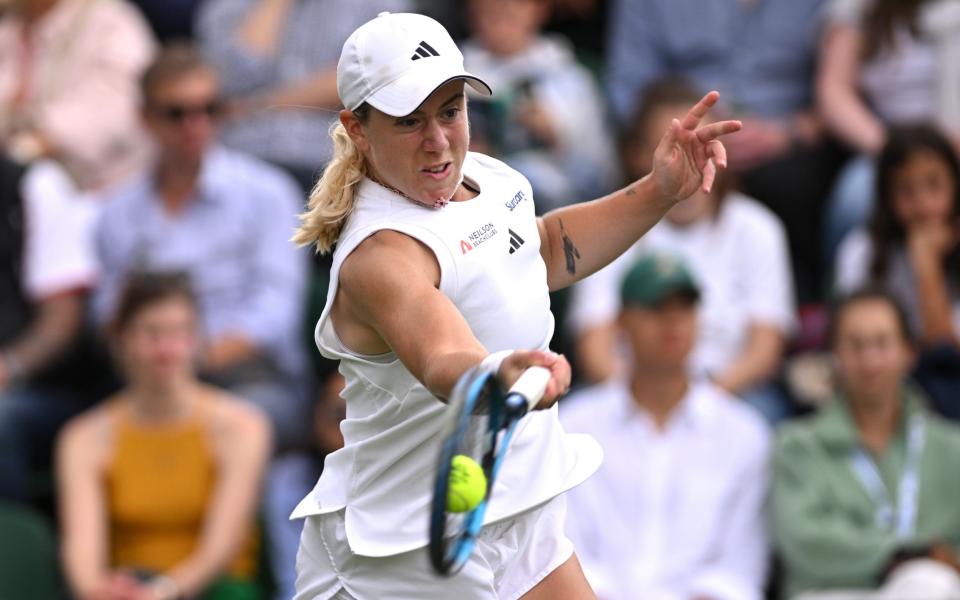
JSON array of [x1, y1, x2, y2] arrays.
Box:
[[289, 12, 740, 600]]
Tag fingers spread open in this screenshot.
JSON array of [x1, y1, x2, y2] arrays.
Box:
[[701, 159, 717, 194], [706, 139, 727, 169], [659, 118, 682, 147], [695, 119, 743, 143], [680, 91, 720, 130]]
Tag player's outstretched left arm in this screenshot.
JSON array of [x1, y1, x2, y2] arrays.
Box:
[[537, 91, 741, 291]]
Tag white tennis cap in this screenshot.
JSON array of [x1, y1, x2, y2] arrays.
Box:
[[337, 12, 492, 117]]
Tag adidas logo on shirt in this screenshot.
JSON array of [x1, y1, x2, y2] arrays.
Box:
[[508, 229, 524, 254], [411, 41, 440, 61]]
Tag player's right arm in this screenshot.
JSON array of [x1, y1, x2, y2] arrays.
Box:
[[331, 230, 569, 403]]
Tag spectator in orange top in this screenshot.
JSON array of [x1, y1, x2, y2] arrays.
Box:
[[57, 271, 271, 600]]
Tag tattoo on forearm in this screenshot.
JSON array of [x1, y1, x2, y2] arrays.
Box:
[[625, 186, 636, 196], [558, 219, 581, 275]]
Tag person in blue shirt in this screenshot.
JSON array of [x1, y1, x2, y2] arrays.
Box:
[[94, 43, 310, 450]]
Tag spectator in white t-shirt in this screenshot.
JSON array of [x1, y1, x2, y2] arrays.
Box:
[[568, 79, 796, 423], [561, 252, 772, 600], [0, 156, 101, 502]]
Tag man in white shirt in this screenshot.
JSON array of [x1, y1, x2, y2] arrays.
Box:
[[561, 252, 772, 600], [0, 157, 101, 502]]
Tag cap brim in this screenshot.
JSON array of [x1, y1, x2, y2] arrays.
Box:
[[365, 60, 492, 117]]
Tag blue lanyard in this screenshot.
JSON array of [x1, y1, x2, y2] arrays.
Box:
[[848, 414, 925, 539]]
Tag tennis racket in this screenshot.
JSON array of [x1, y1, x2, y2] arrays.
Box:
[[429, 365, 552, 576]]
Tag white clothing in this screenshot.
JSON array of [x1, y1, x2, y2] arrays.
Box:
[[827, 0, 960, 132], [294, 495, 573, 600], [567, 193, 795, 378], [795, 558, 960, 600], [835, 229, 960, 336], [291, 153, 602, 559], [560, 380, 772, 600], [922, 1, 960, 133], [20, 160, 99, 300], [860, 28, 938, 126]]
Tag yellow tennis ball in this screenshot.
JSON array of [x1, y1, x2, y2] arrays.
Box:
[[447, 455, 487, 513]]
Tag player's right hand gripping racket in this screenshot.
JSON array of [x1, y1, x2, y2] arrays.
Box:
[[429, 365, 552, 576]]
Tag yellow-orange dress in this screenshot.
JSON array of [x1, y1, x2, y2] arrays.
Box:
[[105, 401, 258, 580]]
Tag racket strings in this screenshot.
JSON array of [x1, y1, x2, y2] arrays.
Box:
[[430, 367, 509, 575]]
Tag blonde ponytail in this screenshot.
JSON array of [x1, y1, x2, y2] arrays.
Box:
[[292, 108, 369, 254]]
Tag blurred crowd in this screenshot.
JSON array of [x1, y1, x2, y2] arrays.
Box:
[[1, 0, 960, 599]]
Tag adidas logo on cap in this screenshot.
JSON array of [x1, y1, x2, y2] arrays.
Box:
[[411, 40, 440, 61]]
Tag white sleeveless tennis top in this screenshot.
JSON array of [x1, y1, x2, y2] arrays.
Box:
[[290, 152, 602, 557]]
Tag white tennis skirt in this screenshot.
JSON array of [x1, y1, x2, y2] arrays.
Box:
[[293, 494, 573, 600]]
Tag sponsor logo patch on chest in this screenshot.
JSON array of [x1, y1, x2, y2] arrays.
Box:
[[460, 222, 498, 254]]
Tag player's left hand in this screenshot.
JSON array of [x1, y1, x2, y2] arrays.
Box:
[[650, 91, 741, 203]]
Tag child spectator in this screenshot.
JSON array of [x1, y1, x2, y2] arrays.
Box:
[[461, 0, 619, 211]]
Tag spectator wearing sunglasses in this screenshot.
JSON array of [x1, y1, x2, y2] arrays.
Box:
[[93, 42, 310, 455]]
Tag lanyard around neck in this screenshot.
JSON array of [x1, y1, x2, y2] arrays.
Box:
[[848, 413, 925, 539]]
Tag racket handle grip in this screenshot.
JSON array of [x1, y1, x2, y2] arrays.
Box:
[[509, 366, 552, 412]]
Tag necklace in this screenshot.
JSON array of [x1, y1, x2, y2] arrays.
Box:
[[367, 173, 463, 209]]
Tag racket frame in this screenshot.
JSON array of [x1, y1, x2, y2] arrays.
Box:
[[428, 367, 545, 575]]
